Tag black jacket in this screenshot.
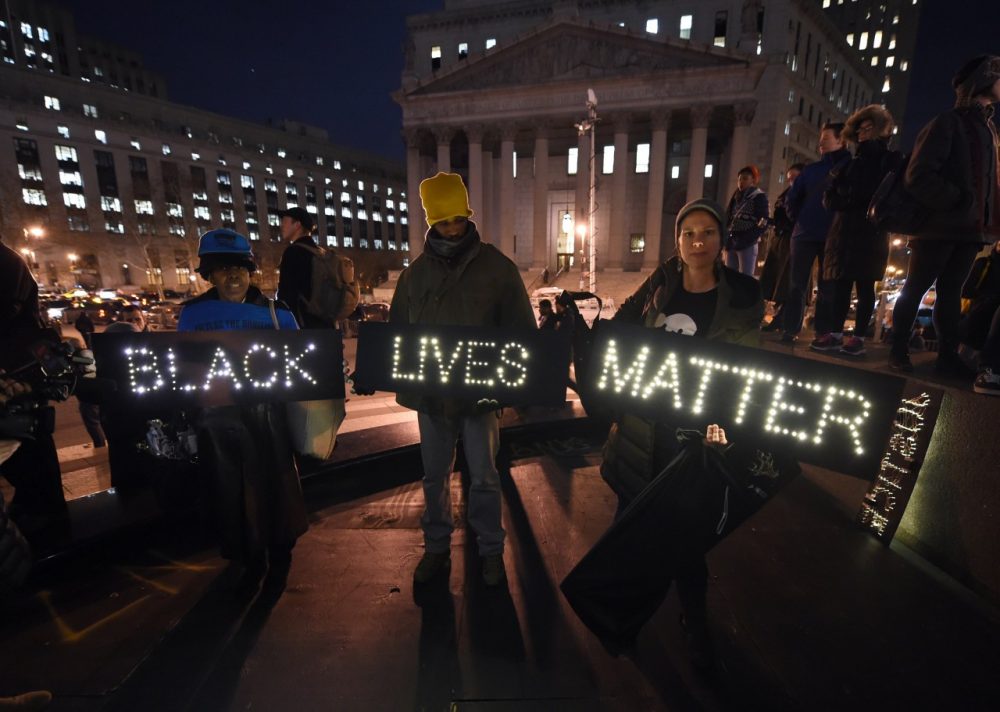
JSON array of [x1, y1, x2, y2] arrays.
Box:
[[0, 241, 41, 343], [759, 187, 795, 301], [823, 139, 899, 281], [277, 235, 327, 328], [905, 105, 1000, 242], [725, 187, 769, 251]]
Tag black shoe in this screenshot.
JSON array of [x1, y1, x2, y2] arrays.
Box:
[[779, 332, 798, 344], [934, 352, 976, 379], [888, 352, 913, 373]]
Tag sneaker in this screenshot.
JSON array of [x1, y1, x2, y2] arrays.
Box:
[[839, 336, 866, 357], [888, 352, 913, 373], [481, 553, 506, 586], [413, 551, 451, 584], [779, 332, 798, 344], [809, 333, 843, 352], [973, 368, 1000, 396]]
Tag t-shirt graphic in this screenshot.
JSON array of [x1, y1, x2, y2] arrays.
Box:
[[654, 312, 699, 335], [654, 286, 718, 338]]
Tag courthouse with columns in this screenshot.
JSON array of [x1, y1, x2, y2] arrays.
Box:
[[396, 0, 885, 293]]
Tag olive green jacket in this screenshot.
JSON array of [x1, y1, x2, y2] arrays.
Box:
[[389, 226, 536, 416], [602, 256, 764, 502]]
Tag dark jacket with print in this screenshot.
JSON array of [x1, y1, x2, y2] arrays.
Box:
[[822, 139, 899, 281], [725, 187, 770, 251], [905, 105, 1000, 242], [389, 224, 536, 416], [601, 258, 764, 502]]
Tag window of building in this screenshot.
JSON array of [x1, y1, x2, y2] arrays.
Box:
[[135, 199, 154, 215], [241, 174, 254, 189], [871, 56, 879, 66], [458, 42, 468, 59], [873, 30, 883, 49], [567, 147, 579, 175], [886, 56, 895, 68], [101, 196, 122, 212], [646, 18, 659, 34], [859, 31, 869, 50], [167, 203, 183, 217], [64, 193, 86, 209], [55, 145, 77, 162], [83, 103, 98, 118], [512, 151, 518, 178], [635, 143, 650, 173], [602, 145, 614, 174], [194, 205, 210, 220], [59, 170, 82, 186], [671, 165, 680, 179], [22, 188, 47, 206], [431, 45, 442, 70], [679, 14, 692, 40], [888, 34, 897, 50], [286, 168, 294, 178], [847, 33, 854, 46], [343, 236, 354, 248], [94, 129, 107, 144], [486, 38, 496, 50], [882, 76, 891, 93], [129, 138, 141, 150], [20, 22, 32, 39], [44, 96, 60, 110], [714, 12, 727, 47], [161, 143, 171, 155], [630, 234, 645, 253], [169, 224, 186, 237], [191, 152, 201, 161], [704, 164, 714, 178], [68, 215, 89, 231]]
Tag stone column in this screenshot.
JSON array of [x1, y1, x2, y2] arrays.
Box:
[[608, 113, 632, 269], [686, 104, 714, 202], [726, 101, 756, 198], [466, 124, 485, 222], [435, 126, 455, 174], [575, 128, 590, 239], [404, 128, 423, 263], [499, 124, 517, 258], [481, 147, 495, 243], [644, 110, 671, 268], [531, 120, 550, 269]]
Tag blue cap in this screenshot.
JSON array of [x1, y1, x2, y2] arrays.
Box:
[[197, 228, 253, 257]]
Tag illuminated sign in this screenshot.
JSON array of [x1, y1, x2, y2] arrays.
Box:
[[581, 323, 911, 477], [353, 323, 571, 406], [857, 385, 943, 543], [93, 330, 345, 405]]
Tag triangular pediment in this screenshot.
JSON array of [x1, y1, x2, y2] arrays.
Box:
[[408, 21, 750, 95]]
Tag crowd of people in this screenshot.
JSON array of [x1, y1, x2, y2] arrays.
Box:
[[0, 55, 998, 700]]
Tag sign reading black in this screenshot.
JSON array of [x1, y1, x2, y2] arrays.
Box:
[[353, 322, 571, 407], [93, 329, 345, 406], [581, 323, 908, 478]]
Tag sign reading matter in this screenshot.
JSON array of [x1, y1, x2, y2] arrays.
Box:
[[581, 323, 912, 478], [353, 322, 572, 407], [93, 329, 345, 405]]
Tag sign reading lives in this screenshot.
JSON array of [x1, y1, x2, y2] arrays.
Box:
[[93, 330, 345, 405], [353, 322, 571, 407], [581, 323, 913, 478]]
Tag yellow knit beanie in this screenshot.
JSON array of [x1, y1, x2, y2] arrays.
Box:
[[419, 172, 474, 227]]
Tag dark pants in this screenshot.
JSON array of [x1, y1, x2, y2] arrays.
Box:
[[0, 432, 68, 526], [891, 241, 981, 356], [78, 399, 105, 447], [981, 305, 1000, 370], [830, 279, 877, 337], [783, 239, 832, 335]]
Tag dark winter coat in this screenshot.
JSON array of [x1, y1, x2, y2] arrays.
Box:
[[822, 139, 899, 281], [758, 186, 795, 301], [277, 235, 329, 329], [786, 148, 852, 241], [601, 258, 764, 503], [0, 241, 41, 344], [178, 286, 307, 563], [905, 105, 1000, 243], [389, 223, 536, 417], [725, 187, 770, 251]]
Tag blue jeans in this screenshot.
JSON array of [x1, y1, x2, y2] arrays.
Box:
[[783, 239, 832, 335], [724, 244, 759, 277], [417, 410, 504, 556]]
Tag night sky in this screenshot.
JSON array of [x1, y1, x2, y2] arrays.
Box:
[[65, 0, 998, 160]]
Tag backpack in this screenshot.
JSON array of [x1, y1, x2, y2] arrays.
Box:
[[293, 242, 361, 324], [867, 152, 928, 234]]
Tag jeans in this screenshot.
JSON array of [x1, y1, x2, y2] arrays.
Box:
[[891, 241, 981, 356], [724, 244, 759, 277], [417, 410, 504, 556], [783, 239, 832, 335], [78, 399, 106, 447], [830, 280, 876, 337]]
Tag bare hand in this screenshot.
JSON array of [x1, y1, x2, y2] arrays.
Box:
[[705, 423, 727, 447]]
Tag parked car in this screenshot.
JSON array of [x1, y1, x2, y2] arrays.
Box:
[[146, 303, 182, 331]]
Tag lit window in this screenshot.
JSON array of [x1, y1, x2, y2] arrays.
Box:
[[360, 239, 369, 249], [218, 155, 227, 166], [22, 188, 47, 206], [431, 45, 442, 58], [358, 209, 368, 220], [38, 27, 49, 42], [194, 206, 210, 220], [57, 125, 69, 138], [713, 11, 727, 47], [358, 180, 365, 191], [900, 60, 908, 72], [44, 96, 60, 110], [268, 213, 280, 227], [241, 174, 254, 188], [94, 67, 104, 77], [95, 129, 107, 144], [679, 14, 692, 40], [704, 164, 714, 178], [63, 193, 86, 209], [191, 152, 200, 161], [871, 56, 879, 66], [602, 145, 614, 174], [167, 203, 183, 217], [20, 22, 32, 38], [130, 138, 141, 150], [55, 145, 78, 162], [342, 207, 353, 219], [847, 33, 854, 46], [333, 160, 342, 170], [568, 147, 579, 175], [646, 18, 659, 34], [400, 201, 407, 212], [823, 0, 831, 6], [859, 32, 869, 50], [374, 239, 384, 250], [873, 30, 883, 48], [343, 236, 354, 248], [287, 168, 294, 178], [886, 56, 895, 67], [630, 234, 645, 253], [635, 143, 650, 173], [162, 143, 171, 155], [15, 122, 28, 131], [316, 156, 324, 166], [83, 103, 98, 118], [671, 165, 680, 179], [355, 194, 364, 205], [59, 170, 82, 186], [882, 76, 891, 93], [486, 38, 496, 49], [101, 196, 122, 212], [889, 35, 896, 50], [135, 199, 154, 215], [513, 150, 518, 178], [458, 42, 468, 58]]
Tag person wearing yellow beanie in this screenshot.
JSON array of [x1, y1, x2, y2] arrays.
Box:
[[389, 171, 535, 587]]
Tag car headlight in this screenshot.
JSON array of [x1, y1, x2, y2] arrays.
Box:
[[47, 308, 64, 320]]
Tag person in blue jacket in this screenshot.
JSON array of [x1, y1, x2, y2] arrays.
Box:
[[780, 123, 851, 345], [724, 165, 769, 277], [178, 229, 307, 588]]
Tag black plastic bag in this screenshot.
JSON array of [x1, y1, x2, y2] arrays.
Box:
[[560, 429, 798, 647]]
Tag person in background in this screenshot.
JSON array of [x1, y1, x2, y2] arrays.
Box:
[[178, 229, 306, 587], [537, 299, 557, 329], [781, 123, 851, 344], [817, 105, 900, 357], [724, 165, 770, 277], [74, 311, 95, 349], [960, 242, 1000, 395], [759, 163, 805, 332], [889, 55, 1000, 375], [390, 173, 535, 587]]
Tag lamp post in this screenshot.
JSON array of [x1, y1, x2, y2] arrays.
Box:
[[575, 89, 599, 294], [67, 252, 78, 287], [20, 225, 44, 284]]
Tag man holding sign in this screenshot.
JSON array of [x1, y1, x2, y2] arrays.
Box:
[[390, 172, 535, 587]]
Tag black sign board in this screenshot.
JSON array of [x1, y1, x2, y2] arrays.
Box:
[[353, 322, 572, 407], [580, 323, 909, 478], [93, 329, 345, 406]]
